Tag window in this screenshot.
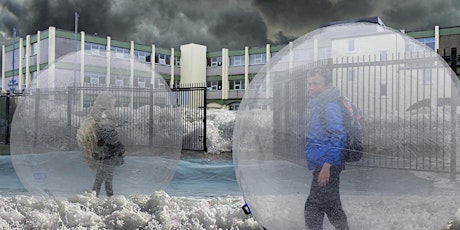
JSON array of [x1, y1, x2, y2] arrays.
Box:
[[407, 37, 435, 52], [416, 37, 435, 50], [31, 42, 38, 56], [153, 78, 166, 89], [208, 57, 222, 67], [112, 75, 128, 86], [90, 77, 100, 85], [175, 56, 180, 66], [348, 39, 355, 52], [249, 53, 266, 65], [115, 79, 124, 86], [85, 42, 106, 56], [135, 76, 149, 88], [155, 53, 170, 65], [134, 50, 150, 62], [207, 80, 222, 90], [229, 103, 240, 111], [229, 80, 244, 90], [230, 55, 245, 66], [111, 47, 130, 59], [138, 81, 145, 88], [85, 72, 105, 85]]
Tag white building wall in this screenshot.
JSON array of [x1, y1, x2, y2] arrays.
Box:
[[179, 43, 207, 84]]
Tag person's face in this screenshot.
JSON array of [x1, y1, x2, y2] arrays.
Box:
[[307, 75, 330, 98]]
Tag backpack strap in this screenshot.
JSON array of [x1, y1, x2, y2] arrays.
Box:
[[318, 96, 346, 136], [317, 96, 349, 169]]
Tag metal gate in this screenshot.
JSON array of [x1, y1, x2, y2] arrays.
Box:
[[173, 84, 207, 151], [0, 94, 19, 144]]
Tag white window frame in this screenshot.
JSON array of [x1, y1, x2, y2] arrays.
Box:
[[208, 80, 222, 90], [31, 42, 38, 56], [230, 80, 244, 90], [90, 77, 100, 85], [250, 54, 266, 65], [175, 56, 180, 66], [134, 50, 149, 62], [230, 55, 244, 66], [115, 79, 124, 87], [138, 81, 146, 88], [210, 57, 222, 67], [229, 103, 240, 111]]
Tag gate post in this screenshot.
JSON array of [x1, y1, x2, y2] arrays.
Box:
[[203, 86, 207, 152], [5, 93, 10, 144], [450, 47, 457, 182]]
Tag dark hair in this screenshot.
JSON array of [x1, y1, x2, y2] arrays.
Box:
[[308, 68, 332, 84]]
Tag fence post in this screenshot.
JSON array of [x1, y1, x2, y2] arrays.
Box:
[[34, 89, 40, 147], [5, 93, 10, 144], [450, 47, 457, 182], [203, 86, 207, 152]]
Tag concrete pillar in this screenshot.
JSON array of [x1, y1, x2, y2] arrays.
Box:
[[80, 31, 85, 86], [151, 44, 156, 87], [179, 43, 207, 84], [48, 27, 56, 89], [170, 48, 175, 87], [106, 36, 111, 86], [222, 48, 229, 100], [244, 46, 249, 91], [1, 45, 5, 93], [25, 35, 30, 89]]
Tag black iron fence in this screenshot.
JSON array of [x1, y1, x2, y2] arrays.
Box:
[[1, 84, 207, 152], [273, 51, 460, 176]]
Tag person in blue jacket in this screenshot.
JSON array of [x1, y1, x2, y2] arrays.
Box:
[[304, 68, 349, 230]]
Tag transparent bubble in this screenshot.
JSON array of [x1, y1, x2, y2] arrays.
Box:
[[11, 51, 182, 198], [233, 23, 460, 229]]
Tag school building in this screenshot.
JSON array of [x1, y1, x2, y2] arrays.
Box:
[[1, 21, 460, 110]]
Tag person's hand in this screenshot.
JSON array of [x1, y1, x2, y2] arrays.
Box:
[[318, 163, 331, 186]]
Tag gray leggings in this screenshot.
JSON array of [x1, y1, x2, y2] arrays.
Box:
[[93, 162, 114, 197]]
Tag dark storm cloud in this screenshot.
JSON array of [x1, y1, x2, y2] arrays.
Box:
[[0, 0, 267, 51], [1, 0, 460, 51], [253, 0, 460, 42]]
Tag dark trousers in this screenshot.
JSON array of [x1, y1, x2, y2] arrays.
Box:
[[305, 166, 348, 230], [93, 162, 114, 197]]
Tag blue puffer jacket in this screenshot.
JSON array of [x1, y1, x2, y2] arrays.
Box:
[[305, 88, 346, 170]]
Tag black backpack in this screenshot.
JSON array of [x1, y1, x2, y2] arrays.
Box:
[[321, 96, 364, 162]]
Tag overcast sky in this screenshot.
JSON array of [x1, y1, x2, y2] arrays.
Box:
[[1, 0, 460, 51]]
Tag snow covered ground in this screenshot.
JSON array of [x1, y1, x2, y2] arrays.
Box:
[[2, 109, 460, 229]]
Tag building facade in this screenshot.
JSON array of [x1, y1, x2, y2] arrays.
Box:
[[1, 24, 460, 110]]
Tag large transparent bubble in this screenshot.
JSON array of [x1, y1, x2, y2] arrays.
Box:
[[11, 51, 182, 198], [233, 23, 460, 229]]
